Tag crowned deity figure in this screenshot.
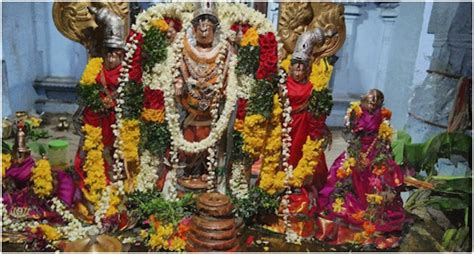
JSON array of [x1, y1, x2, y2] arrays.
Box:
[[174, 3, 235, 192]]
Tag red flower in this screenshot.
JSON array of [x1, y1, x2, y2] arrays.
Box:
[[164, 17, 182, 32], [245, 235, 255, 246], [127, 31, 143, 82], [236, 98, 247, 120], [255, 32, 278, 80], [259, 33, 276, 46], [231, 23, 251, 34], [143, 86, 164, 109], [256, 68, 266, 80]]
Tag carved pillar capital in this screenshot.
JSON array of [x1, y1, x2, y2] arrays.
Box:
[[378, 2, 400, 20]]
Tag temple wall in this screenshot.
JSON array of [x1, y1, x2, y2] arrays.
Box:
[[2, 3, 40, 116], [2, 2, 87, 117], [328, 2, 430, 129]]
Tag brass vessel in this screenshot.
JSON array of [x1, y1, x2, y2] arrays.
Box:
[[64, 234, 122, 252]]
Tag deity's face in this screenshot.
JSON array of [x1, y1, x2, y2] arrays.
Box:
[[104, 48, 124, 70], [362, 89, 384, 113], [290, 61, 310, 83], [193, 18, 216, 48]]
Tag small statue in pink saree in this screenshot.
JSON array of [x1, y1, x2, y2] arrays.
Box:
[[316, 89, 406, 248]]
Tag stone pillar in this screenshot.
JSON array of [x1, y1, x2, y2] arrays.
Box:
[[327, 3, 364, 127], [374, 3, 399, 91], [405, 2, 472, 142]]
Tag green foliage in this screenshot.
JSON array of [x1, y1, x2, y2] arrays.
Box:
[[246, 79, 276, 119], [308, 88, 333, 118], [2, 141, 12, 154], [232, 187, 280, 224], [236, 45, 260, 76], [127, 190, 196, 226], [391, 131, 471, 175], [400, 131, 472, 251], [122, 81, 144, 119], [77, 84, 106, 113], [140, 122, 171, 157], [142, 28, 168, 70], [391, 130, 412, 165], [430, 175, 472, 194], [231, 131, 248, 162]]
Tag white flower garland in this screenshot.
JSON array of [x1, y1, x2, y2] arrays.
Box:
[[135, 150, 161, 192], [1, 199, 40, 232], [50, 197, 95, 241], [277, 69, 300, 243], [133, 3, 193, 33], [161, 26, 239, 155], [120, 2, 282, 198], [229, 162, 248, 200], [112, 32, 140, 182], [237, 74, 255, 99]]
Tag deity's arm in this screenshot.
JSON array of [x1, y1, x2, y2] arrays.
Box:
[[175, 54, 189, 97]]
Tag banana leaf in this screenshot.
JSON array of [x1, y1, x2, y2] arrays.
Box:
[[424, 196, 469, 211], [392, 130, 412, 165], [429, 175, 472, 194], [392, 131, 471, 175]]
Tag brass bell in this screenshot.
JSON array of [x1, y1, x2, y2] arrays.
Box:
[[57, 117, 69, 131], [64, 234, 122, 252]]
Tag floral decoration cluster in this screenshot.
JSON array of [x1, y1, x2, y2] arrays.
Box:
[[81, 124, 107, 206], [31, 159, 53, 198], [329, 102, 400, 242]]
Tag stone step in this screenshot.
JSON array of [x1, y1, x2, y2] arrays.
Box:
[[33, 77, 78, 114], [327, 93, 359, 127], [34, 76, 78, 101], [35, 99, 78, 114]]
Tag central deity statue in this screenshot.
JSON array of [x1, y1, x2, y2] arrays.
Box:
[[175, 3, 235, 191]]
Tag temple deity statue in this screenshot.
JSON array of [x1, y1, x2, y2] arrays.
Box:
[[316, 89, 406, 248], [174, 3, 235, 192]]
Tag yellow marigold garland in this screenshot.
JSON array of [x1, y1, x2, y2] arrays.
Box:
[[347, 101, 362, 118], [336, 156, 356, 179], [105, 187, 121, 217], [378, 120, 393, 141], [289, 137, 325, 188], [120, 119, 141, 162], [242, 114, 267, 158], [147, 223, 175, 250], [279, 54, 332, 91], [258, 94, 285, 194], [151, 19, 169, 32], [2, 153, 11, 177], [31, 159, 53, 198], [240, 27, 259, 47], [32, 224, 61, 241], [142, 108, 165, 123], [310, 58, 333, 92], [80, 58, 103, 85], [82, 124, 107, 206]]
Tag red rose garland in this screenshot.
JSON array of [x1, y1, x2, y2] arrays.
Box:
[[236, 98, 248, 121], [143, 86, 165, 110], [256, 32, 278, 80], [127, 31, 144, 83]]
